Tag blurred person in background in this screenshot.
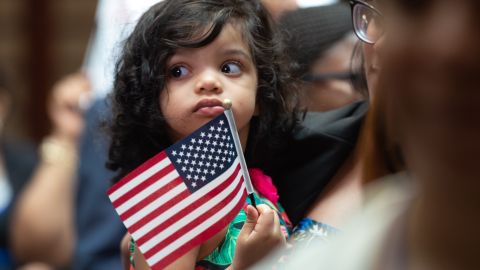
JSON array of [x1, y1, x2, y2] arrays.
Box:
[[10, 72, 90, 269], [269, 0, 480, 268], [0, 68, 38, 270], [256, 2, 372, 245]]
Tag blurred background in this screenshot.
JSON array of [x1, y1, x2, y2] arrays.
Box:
[[0, 0, 96, 143]]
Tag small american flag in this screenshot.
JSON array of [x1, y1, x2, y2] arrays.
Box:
[[107, 112, 247, 269]]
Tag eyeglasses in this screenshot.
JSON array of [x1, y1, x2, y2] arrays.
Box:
[[349, 0, 384, 44]]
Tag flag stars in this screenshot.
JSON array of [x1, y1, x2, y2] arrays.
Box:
[[177, 158, 182, 164], [187, 175, 192, 180], [191, 182, 197, 188], [201, 154, 206, 159], [194, 175, 199, 181], [198, 139, 203, 144], [219, 164, 225, 169], [217, 127, 222, 132], [191, 138, 196, 144], [210, 170, 215, 175], [196, 146, 201, 151], [182, 167, 187, 172], [224, 128, 228, 133], [203, 147, 209, 152], [179, 152, 185, 157], [172, 151, 177, 156], [181, 145, 187, 150], [208, 155, 213, 160], [210, 126, 215, 132], [186, 152, 191, 158], [207, 133, 213, 139], [201, 176, 206, 181], [219, 120, 224, 125], [203, 169, 209, 174], [188, 145, 193, 151], [200, 132, 206, 137]]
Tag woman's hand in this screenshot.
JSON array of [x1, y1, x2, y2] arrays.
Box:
[[230, 204, 286, 270]]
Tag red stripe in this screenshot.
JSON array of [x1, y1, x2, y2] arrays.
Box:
[[108, 152, 168, 195], [119, 177, 185, 222], [151, 189, 247, 270], [142, 177, 245, 260], [126, 188, 190, 232], [112, 163, 176, 209], [135, 164, 241, 246]]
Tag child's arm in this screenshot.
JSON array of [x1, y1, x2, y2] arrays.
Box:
[[229, 204, 286, 270]]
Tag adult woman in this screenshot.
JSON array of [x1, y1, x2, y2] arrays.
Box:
[[273, 0, 480, 268]]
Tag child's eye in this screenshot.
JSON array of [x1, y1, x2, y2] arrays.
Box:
[[170, 65, 189, 78], [221, 62, 242, 75]]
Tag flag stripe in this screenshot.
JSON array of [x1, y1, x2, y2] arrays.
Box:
[[135, 165, 242, 248], [122, 179, 186, 226], [115, 167, 179, 215], [112, 163, 176, 209], [151, 191, 246, 270], [147, 183, 247, 267], [108, 152, 169, 200], [131, 159, 240, 240]]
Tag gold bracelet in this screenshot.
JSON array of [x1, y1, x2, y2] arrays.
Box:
[[39, 137, 78, 169]]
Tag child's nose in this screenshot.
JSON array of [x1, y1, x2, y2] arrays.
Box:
[[195, 71, 222, 94]]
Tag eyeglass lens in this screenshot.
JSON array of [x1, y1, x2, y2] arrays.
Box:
[[353, 4, 383, 44]]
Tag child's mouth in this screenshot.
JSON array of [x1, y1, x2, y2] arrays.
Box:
[[193, 99, 225, 117]]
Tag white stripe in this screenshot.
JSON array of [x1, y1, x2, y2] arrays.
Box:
[[132, 158, 240, 242], [124, 183, 187, 227], [147, 182, 246, 266], [139, 170, 243, 253], [109, 157, 171, 201], [116, 169, 179, 215]]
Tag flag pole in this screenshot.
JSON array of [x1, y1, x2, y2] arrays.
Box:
[[223, 99, 256, 208]]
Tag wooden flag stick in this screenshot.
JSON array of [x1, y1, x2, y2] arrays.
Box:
[[222, 99, 256, 208]]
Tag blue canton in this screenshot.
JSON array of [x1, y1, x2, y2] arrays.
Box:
[[166, 113, 237, 193]]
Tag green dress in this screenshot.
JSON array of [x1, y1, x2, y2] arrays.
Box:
[[130, 192, 291, 270]]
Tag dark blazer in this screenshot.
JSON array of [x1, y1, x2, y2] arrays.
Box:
[[73, 99, 126, 270]]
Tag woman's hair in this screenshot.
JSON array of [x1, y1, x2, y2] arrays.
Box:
[[350, 41, 369, 98], [107, 0, 300, 182]]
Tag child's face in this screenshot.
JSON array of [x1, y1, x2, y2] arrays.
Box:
[[160, 23, 258, 148]]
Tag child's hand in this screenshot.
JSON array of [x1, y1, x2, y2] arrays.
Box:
[[231, 204, 286, 270]]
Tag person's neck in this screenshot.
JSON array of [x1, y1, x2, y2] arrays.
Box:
[[409, 178, 480, 269]]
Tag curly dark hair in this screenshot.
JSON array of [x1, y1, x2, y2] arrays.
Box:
[[107, 0, 300, 183]]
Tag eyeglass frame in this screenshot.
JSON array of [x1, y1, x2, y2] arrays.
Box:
[[349, 0, 384, 44]]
